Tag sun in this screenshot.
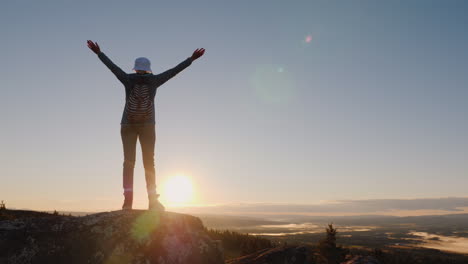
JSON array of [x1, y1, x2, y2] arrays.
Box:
[[161, 175, 194, 206]]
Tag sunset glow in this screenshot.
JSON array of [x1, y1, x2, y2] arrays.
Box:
[[161, 175, 194, 206]]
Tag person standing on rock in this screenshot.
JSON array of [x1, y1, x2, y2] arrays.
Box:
[[87, 40, 205, 211]]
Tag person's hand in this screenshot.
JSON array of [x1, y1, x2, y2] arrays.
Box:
[[87, 40, 101, 54], [191, 48, 205, 61]]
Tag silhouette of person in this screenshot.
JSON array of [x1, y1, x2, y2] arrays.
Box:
[[87, 40, 205, 211]]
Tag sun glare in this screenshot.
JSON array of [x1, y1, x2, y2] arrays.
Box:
[[161, 175, 194, 206]]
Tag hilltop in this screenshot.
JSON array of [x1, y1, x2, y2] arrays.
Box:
[[0, 209, 224, 264]]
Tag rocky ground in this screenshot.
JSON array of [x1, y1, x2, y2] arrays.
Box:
[[0, 209, 224, 264]]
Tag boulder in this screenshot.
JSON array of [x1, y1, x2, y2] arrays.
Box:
[[0, 209, 224, 264]]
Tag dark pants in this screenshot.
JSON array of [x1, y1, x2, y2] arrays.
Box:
[[121, 124, 157, 197]]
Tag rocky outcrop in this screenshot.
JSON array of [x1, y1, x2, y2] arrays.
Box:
[[0, 209, 224, 264], [226, 245, 309, 264]]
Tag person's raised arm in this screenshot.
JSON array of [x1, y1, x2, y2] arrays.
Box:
[[156, 48, 205, 85], [87, 40, 128, 85]]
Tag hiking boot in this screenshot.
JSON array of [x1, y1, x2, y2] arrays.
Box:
[[122, 193, 133, 210], [148, 194, 165, 211]]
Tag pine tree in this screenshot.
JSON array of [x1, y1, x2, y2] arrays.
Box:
[[317, 224, 348, 264]]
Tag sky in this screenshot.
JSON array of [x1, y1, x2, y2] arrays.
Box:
[[1, 0, 467, 213]]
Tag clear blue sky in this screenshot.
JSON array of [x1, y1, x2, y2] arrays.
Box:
[[1, 0, 467, 211]]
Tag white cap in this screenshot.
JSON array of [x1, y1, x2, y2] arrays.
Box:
[[133, 57, 152, 72]]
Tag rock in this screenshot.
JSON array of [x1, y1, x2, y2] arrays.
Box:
[[226, 245, 309, 264], [341, 255, 381, 264], [0, 209, 224, 264]]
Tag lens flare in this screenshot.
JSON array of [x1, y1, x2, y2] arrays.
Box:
[[250, 64, 296, 104], [305, 35, 312, 43], [131, 211, 161, 242]]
